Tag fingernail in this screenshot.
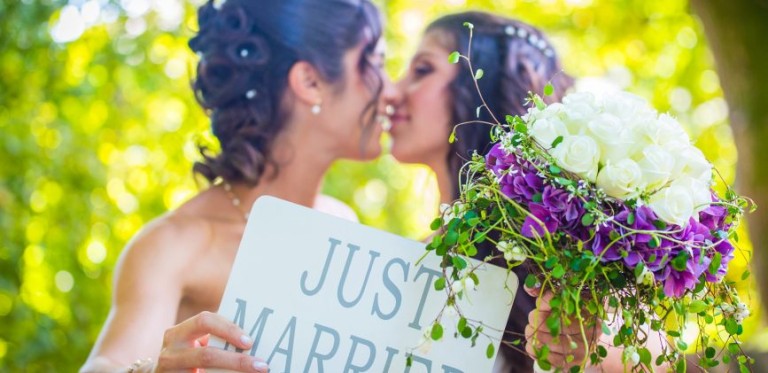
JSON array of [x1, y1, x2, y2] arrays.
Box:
[[240, 335, 253, 346], [253, 361, 269, 370]]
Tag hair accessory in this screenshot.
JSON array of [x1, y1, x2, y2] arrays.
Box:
[[245, 89, 257, 99], [501, 24, 553, 58]]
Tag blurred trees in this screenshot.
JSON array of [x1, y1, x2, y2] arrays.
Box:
[[690, 0, 768, 314], [0, 0, 760, 371]]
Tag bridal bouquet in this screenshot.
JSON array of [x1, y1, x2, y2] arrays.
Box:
[[426, 29, 754, 373]]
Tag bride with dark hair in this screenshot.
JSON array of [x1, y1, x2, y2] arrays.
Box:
[[81, 1, 387, 372], [384, 11, 664, 372]]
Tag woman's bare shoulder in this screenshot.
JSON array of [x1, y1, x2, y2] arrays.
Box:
[[117, 204, 217, 272], [314, 194, 359, 222]]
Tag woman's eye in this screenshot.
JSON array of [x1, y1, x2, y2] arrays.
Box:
[[413, 63, 433, 77]]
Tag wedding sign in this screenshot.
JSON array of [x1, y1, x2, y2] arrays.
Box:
[[209, 196, 517, 373]]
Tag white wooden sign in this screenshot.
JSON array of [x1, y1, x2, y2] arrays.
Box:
[[210, 196, 517, 372]]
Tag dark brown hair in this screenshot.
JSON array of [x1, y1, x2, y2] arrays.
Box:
[[427, 11, 574, 199], [189, 0, 382, 186]]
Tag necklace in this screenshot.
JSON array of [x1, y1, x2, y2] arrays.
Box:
[[222, 182, 249, 222]]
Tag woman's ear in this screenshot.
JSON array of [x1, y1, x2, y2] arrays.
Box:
[[287, 61, 324, 108]]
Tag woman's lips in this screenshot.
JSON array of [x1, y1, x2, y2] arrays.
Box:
[[389, 113, 409, 130]]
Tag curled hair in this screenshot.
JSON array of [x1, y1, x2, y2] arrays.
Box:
[[426, 12, 575, 199], [189, 0, 382, 186]]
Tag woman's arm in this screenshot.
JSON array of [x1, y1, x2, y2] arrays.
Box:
[[79, 218, 267, 373]]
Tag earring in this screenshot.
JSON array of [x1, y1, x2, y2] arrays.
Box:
[[311, 102, 322, 115]]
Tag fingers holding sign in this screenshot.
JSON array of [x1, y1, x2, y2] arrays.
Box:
[[154, 311, 269, 373]]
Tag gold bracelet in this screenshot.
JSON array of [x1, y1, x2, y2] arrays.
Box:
[[127, 358, 152, 373]]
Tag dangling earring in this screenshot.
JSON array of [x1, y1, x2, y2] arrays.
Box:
[[311, 101, 322, 115]]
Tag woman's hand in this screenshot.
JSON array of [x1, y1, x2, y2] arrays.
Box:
[[523, 286, 601, 371], [153, 311, 269, 373]]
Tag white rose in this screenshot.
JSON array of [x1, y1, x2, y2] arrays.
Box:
[[596, 159, 645, 200], [551, 135, 601, 182], [648, 184, 695, 226], [636, 145, 675, 191], [524, 102, 565, 124], [674, 145, 713, 185], [656, 113, 691, 146], [561, 92, 598, 135], [530, 117, 569, 148], [586, 112, 634, 163], [604, 92, 656, 128], [671, 176, 711, 214]]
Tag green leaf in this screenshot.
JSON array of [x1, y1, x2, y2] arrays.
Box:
[[552, 264, 565, 279], [429, 234, 442, 249], [666, 330, 680, 338], [525, 274, 538, 289], [705, 347, 716, 359], [448, 130, 456, 143], [545, 315, 561, 335], [544, 83, 554, 96], [597, 345, 608, 358], [677, 340, 688, 350], [463, 21, 474, 29], [601, 321, 611, 336], [688, 300, 707, 314], [506, 115, 515, 125], [514, 120, 528, 134], [461, 326, 473, 338], [486, 343, 495, 358], [581, 213, 595, 226], [532, 193, 543, 203], [742, 270, 751, 281], [627, 212, 636, 225], [448, 51, 460, 64], [474, 69, 484, 80], [430, 218, 443, 231], [550, 135, 564, 148], [652, 219, 667, 230], [458, 317, 467, 331], [431, 323, 443, 340], [549, 165, 561, 174], [725, 319, 739, 335], [639, 348, 652, 365], [452, 256, 467, 270], [434, 277, 446, 291], [709, 252, 722, 275], [671, 252, 689, 271], [444, 230, 459, 246]]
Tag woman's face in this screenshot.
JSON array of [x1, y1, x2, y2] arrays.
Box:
[[387, 31, 458, 166], [319, 37, 387, 161]]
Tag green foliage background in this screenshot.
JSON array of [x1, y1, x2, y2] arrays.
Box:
[[0, 0, 761, 370]]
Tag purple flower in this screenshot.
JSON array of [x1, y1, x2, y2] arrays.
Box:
[[664, 269, 698, 297], [486, 143, 516, 175], [522, 203, 559, 238]]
